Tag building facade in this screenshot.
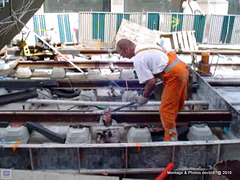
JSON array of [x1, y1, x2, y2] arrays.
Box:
[[43, 0, 240, 14]]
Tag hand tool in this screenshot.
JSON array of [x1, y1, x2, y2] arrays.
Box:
[[102, 101, 137, 126]]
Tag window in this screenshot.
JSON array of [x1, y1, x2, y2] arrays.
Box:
[[124, 0, 181, 12], [44, 0, 111, 13], [228, 0, 240, 14], [0, 0, 7, 7]]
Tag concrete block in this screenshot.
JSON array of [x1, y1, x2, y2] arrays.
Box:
[[11, 170, 33, 180], [0, 169, 120, 180], [187, 124, 214, 141], [66, 72, 86, 80], [28, 126, 69, 144], [65, 127, 91, 144], [4, 126, 29, 143], [31, 69, 51, 78], [51, 67, 66, 79], [0, 128, 5, 141], [127, 127, 152, 143], [86, 69, 103, 80], [16, 67, 32, 79]]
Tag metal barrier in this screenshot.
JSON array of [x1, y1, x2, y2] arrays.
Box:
[[208, 14, 240, 44], [21, 12, 240, 45]]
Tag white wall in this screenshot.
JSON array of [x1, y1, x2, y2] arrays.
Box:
[[198, 0, 229, 15], [111, 0, 124, 13]]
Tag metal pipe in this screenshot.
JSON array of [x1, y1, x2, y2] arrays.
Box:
[[27, 99, 209, 106], [2, 139, 240, 148], [207, 79, 240, 86], [0, 90, 38, 105]]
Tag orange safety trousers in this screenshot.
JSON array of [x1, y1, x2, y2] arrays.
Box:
[[159, 53, 189, 141]]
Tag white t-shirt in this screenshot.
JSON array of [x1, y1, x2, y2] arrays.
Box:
[[182, 1, 202, 14], [133, 44, 169, 84]]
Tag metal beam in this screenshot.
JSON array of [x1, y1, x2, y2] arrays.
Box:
[[0, 79, 58, 90], [179, 50, 240, 55], [56, 79, 144, 89], [17, 61, 240, 70], [206, 79, 240, 86], [26, 99, 209, 106], [59, 48, 240, 55], [17, 60, 133, 69], [191, 68, 240, 138], [0, 110, 231, 124]]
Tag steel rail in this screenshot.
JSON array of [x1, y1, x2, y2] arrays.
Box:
[[17, 60, 240, 69], [60, 48, 240, 55], [2, 79, 240, 90], [0, 110, 231, 123], [26, 99, 209, 106], [56, 79, 144, 89], [17, 60, 133, 69]]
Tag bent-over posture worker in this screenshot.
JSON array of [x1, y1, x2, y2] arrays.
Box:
[[116, 39, 189, 141]]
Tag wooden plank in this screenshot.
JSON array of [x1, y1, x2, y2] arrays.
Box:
[[172, 32, 179, 50], [187, 31, 194, 51], [177, 32, 185, 50], [182, 31, 190, 51], [191, 31, 198, 50]]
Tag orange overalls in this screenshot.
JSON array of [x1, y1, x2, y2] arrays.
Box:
[[160, 52, 189, 141], [136, 48, 189, 141]]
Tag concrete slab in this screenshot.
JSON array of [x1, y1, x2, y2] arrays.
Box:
[[0, 169, 119, 180]]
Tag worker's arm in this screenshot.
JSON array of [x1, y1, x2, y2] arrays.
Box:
[[136, 78, 156, 105], [195, 9, 205, 15], [195, 3, 205, 15], [143, 78, 156, 97]]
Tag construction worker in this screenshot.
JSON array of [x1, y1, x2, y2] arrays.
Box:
[[182, 0, 205, 16], [116, 39, 189, 141]]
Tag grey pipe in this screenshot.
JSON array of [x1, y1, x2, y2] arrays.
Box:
[[27, 99, 209, 106]]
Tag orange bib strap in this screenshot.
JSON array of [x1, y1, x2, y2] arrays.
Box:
[[136, 48, 181, 74], [135, 47, 166, 55]]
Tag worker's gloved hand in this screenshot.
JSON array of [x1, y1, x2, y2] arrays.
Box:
[[136, 94, 149, 105]]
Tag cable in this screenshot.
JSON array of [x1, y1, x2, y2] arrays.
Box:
[[212, 54, 220, 76]]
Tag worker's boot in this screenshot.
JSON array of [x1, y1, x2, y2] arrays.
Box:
[[164, 128, 178, 141]]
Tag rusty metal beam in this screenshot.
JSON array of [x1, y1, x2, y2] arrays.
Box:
[[17, 61, 240, 70], [60, 49, 117, 54], [57, 79, 143, 89], [17, 61, 133, 69], [61, 49, 240, 55], [0, 110, 231, 124], [207, 79, 240, 86], [179, 50, 240, 55]]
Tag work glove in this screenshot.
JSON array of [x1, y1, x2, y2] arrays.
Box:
[[136, 94, 149, 105]]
